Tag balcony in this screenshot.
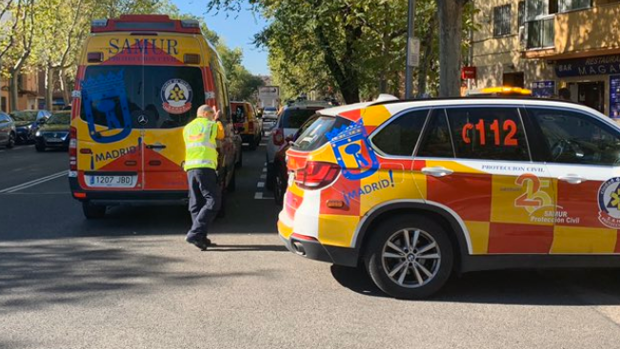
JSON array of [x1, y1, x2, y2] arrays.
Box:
[[523, 2, 620, 59]]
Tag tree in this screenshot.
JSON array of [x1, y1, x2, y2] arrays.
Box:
[[4, 0, 35, 110], [436, 0, 469, 97]]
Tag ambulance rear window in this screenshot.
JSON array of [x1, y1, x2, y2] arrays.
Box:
[[80, 65, 205, 130], [293, 116, 352, 152]]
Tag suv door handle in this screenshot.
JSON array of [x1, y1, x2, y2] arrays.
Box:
[[146, 144, 166, 150], [421, 166, 454, 178], [559, 174, 585, 185]]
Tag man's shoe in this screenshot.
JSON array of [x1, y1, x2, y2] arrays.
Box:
[[205, 238, 217, 247], [186, 235, 208, 251]]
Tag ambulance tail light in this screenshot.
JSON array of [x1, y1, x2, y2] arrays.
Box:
[[295, 161, 340, 190], [69, 127, 77, 171], [273, 128, 284, 146], [247, 120, 254, 133]]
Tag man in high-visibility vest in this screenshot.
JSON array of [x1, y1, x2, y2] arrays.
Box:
[[183, 105, 226, 251]]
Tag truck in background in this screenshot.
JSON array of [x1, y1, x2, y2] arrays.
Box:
[[258, 86, 280, 109]]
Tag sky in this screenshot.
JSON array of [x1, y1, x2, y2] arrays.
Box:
[[172, 0, 271, 76]]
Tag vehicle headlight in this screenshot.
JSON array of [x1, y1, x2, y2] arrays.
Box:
[[35, 131, 41, 137]]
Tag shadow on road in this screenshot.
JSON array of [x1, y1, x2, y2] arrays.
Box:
[[0, 241, 261, 314], [330, 265, 620, 305]]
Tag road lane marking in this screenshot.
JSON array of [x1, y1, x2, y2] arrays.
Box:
[[257, 182, 265, 188], [0, 170, 67, 194], [260, 174, 266, 179]]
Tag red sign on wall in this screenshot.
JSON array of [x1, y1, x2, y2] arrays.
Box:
[[462, 66, 477, 80]]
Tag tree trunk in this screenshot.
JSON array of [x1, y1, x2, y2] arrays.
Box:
[[437, 0, 465, 97], [45, 64, 55, 111], [10, 70, 19, 111], [60, 69, 71, 105], [418, 13, 437, 97]]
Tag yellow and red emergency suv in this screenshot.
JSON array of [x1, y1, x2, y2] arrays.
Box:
[[69, 15, 241, 219], [279, 97, 620, 299], [231, 101, 262, 150]]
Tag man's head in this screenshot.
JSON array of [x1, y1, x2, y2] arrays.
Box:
[[197, 105, 216, 120], [559, 87, 571, 101]]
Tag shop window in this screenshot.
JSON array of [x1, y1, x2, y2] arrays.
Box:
[[1, 97, 6, 112], [493, 5, 512, 37]]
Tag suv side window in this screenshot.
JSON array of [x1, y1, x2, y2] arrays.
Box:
[[446, 107, 530, 161], [371, 109, 429, 157], [417, 109, 455, 158], [528, 107, 620, 166]]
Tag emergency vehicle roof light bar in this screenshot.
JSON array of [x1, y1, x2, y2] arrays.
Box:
[[181, 19, 200, 28], [91, 19, 108, 27]]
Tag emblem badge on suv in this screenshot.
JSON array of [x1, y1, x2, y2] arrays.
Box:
[[137, 115, 148, 125]]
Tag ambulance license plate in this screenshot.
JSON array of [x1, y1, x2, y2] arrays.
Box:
[[85, 175, 137, 188]]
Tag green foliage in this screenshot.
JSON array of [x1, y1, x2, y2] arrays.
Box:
[[208, 0, 479, 101]]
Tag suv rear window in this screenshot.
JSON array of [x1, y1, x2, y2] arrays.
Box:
[[293, 116, 352, 152], [80, 65, 205, 129], [280, 108, 322, 128]]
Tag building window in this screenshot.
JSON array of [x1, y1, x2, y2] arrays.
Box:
[[0, 97, 6, 112], [526, 17, 555, 49], [526, 0, 557, 21], [493, 5, 512, 37], [559, 0, 591, 12], [518, 1, 525, 27]]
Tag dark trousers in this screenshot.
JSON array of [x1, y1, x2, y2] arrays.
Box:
[[187, 168, 220, 238]]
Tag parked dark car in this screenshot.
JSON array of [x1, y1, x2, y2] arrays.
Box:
[[273, 114, 321, 205], [10, 110, 51, 144], [34, 111, 71, 151], [0, 112, 16, 149]]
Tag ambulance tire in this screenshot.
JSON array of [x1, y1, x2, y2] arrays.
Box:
[[266, 164, 275, 191], [236, 150, 243, 169], [217, 180, 226, 219], [82, 202, 106, 219], [364, 215, 454, 299], [249, 135, 258, 151], [228, 169, 236, 193]]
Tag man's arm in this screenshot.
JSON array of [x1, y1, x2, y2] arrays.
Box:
[[213, 108, 226, 140], [215, 121, 225, 140]]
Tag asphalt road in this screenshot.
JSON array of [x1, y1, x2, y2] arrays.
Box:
[[2, 141, 620, 349]]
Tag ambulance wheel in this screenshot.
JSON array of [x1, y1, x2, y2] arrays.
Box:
[[249, 135, 258, 151], [228, 169, 236, 193], [82, 202, 106, 219], [266, 164, 275, 191], [236, 149, 243, 169], [364, 215, 453, 299]]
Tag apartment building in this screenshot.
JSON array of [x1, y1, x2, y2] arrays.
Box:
[[471, 0, 620, 117], [0, 72, 41, 113]]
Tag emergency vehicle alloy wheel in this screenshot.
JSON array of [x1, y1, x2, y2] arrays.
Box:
[[364, 215, 453, 299], [236, 149, 243, 169], [82, 202, 106, 219]]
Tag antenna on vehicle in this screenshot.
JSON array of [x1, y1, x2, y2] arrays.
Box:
[[375, 94, 399, 102]]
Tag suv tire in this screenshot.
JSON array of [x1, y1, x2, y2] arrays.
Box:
[[82, 202, 106, 219], [364, 215, 453, 299]]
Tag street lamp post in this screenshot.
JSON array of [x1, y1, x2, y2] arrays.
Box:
[[405, 0, 416, 99]]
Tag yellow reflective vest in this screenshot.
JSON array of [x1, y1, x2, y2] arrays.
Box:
[[183, 118, 218, 171]]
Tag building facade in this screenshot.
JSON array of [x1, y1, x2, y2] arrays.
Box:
[[472, 0, 620, 117]]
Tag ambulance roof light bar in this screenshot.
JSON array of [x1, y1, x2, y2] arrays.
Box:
[[90, 14, 201, 34]]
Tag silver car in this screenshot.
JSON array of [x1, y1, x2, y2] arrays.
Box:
[[0, 112, 16, 149]]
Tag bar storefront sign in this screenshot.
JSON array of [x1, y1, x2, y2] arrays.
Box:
[[556, 54, 620, 78]]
